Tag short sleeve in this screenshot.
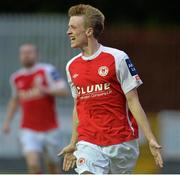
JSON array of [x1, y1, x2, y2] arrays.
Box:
[[116, 52, 143, 94], [45, 65, 67, 90], [66, 64, 77, 98]]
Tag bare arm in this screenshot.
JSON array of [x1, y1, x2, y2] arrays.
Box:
[[126, 89, 163, 167], [36, 80, 69, 97], [2, 96, 19, 133], [58, 100, 78, 171], [59, 100, 78, 152], [126, 89, 155, 141], [44, 86, 69, 97], [70, 100, 79, 145]]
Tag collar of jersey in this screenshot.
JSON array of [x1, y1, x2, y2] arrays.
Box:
[[20, 63, 39, 74], [81, 44, 103, 61]]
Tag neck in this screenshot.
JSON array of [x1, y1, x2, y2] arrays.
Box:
[[23, 62, 36, 69], [81, 39, 100, 57]]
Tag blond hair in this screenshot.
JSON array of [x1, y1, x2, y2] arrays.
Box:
[[68, 4, 105, 39]]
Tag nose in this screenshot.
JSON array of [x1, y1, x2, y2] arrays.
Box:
[[67, 28, 71, 36]]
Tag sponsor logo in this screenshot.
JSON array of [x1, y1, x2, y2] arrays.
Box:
[[125, 59, 138, 76], [98, 66, 109, 77], [76, 83, 110, 96], [75, 83, 112, 99], [18, 88, 44, 100]]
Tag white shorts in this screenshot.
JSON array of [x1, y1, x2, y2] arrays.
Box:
[[19, 128, 62, 163], [74, 139, 139, 174]]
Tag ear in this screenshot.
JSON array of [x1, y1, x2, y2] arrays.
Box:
[[85, 27, 93, 37]]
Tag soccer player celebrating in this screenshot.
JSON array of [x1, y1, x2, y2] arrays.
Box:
[[2, 43, 68, 174], [59, 4, 163, 174]]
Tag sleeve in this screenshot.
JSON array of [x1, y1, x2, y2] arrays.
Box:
[[9, 75, 17, 97], [66, 64, 77, 98], [46, 65, 67, 90], [117, 52, 143, 94]]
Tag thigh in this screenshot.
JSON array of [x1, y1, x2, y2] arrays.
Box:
[[20, 129, 43, 154], [25, 151, 41, 167], [109, 139, 139, 174], [44, 128, 62, 163], [74, 141, 110, 174]]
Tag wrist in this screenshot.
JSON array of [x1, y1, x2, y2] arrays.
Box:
[[37, 85, 52, 95], [44, 89, 53, 95], [70, 140, 77, 147], [147, 136, 157, 143], [143, 129, 156, 143]]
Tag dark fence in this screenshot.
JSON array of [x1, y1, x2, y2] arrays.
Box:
[[101, 26, 180, 112]]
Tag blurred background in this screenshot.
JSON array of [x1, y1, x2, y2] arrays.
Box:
[[0, 0, 179, 173]]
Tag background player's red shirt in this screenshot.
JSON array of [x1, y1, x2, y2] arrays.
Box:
[[10, 63, 66, 131], [66, 45, 143, 146]]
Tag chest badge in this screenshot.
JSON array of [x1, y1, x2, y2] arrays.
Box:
[[98, 66, 109, 77]]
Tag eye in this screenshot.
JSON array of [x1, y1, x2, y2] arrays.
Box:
[[70, 25, 77, 30]]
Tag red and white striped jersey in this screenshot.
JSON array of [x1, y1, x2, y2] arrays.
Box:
[[66, 45, 143, 146]]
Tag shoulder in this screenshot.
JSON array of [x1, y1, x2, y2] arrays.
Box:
[[10, 68, 24, 82], [66, 53, 81, 72], [101, 45, 128, 61], [36, 63, 62, 81], [36, 63, 56, 72]]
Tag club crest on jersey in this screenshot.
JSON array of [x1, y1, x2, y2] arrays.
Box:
[[77, 157, 86, 166], [98, 66, 109, 77]]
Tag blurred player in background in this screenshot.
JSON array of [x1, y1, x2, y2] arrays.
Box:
[[59, 4, 163, 174], [2, 43, 68, 174]]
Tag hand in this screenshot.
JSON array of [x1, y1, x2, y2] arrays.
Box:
[[2, 122, 11, 134], [149, 139, 163, 168], [58, 144, 76, 171], [35, 84, 50, 95], [63, 152, 76, 171], [33, 80, 50, 95]]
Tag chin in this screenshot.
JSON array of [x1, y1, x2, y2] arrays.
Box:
[[71, 43, 79, 48], [22, 63, 35, 68]]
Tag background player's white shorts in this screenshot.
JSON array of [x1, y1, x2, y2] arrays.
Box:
[[19, 128, 62, 163], [74, 139, 139, 174]]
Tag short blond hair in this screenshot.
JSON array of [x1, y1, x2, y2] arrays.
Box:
[[68, 4, 105, 39]]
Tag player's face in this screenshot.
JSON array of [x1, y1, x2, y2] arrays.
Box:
[[19, 45, 38, 68], [67, 16, 88, 48]]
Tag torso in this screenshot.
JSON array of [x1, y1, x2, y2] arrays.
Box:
[[11, 63, 58, 131], [67, 45, 142, 146]]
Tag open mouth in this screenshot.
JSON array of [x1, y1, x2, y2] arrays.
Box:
[[70, 36, 76, 41]]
